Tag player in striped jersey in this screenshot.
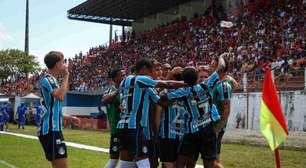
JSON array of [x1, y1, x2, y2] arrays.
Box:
[[144, 60, 164, 168], [159, 67, 187, 168], [116, 58, 186, 168], [38, 51, 69, 168]]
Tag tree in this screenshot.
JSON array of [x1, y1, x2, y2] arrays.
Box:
[[0, 49, 40, 80]]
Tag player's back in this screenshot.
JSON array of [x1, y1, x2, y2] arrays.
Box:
[[117, 75, 159, 129]]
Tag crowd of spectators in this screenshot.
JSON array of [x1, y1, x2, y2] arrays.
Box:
[[0, 73, 41, 96], [1, 0, 305, 95], [67, 0, 305, 91]]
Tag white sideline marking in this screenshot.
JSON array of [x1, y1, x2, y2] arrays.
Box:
[[0, 131, 204, 167], [0, 160, 18, 168], [0, 131, 108, 153]]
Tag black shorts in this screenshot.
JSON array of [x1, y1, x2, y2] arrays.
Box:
[[109, 134, 120, 155], [118, 128, 149, 158], [38, 131, 67, 161], [178, 126, 217, 160], [216, 130, 225, 156], [159, 139, 179, 162], [147, 139, 159, 158], [147, 139, 159, 168]]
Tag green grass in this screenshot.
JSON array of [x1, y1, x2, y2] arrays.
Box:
[[0, 135, 108, 168], [2, 124, 306, 168], [219, 144, 306, 168]]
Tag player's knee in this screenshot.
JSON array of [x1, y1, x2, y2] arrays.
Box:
[[52, 158, 68, 168], [177, 155, 194, 168], [162, 162, 175, 168], [214, 161, 224, 168], [204, 160, 222, 168], [203, 160, 213, 168], [119, 149, 133, 161]]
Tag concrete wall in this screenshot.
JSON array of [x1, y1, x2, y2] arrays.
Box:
[[228, 91, 306, 132]]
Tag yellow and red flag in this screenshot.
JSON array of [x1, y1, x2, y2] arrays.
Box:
[[260, 68, 288, 151]]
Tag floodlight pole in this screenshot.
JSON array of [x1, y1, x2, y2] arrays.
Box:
[[25, 0, 29, 54], [109, 19, 113, 47], [122, 26, 125, 42]]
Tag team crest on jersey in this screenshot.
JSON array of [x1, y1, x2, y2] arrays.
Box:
[[56, 139, 61, 145], [112, 146, 118, 152], [47, 77, 55, 84], [142, 146, 148, 154], [58, 147, 66, 155]]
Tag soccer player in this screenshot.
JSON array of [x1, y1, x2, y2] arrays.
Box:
[[34, 103, 42, 128], [2, 103, 10, 131], [102, 68, 126, 168], [197, 65, 210, 83], [165, 67, 224, 168], [212, 80, 232, 168], [117, 58, 185, 168], [0, 110, 4, 131], [162, 63, 172, 80], [17, 104, 26, 129], [209, 55, 237, 168], [38, 51, 69, 168], [146, 59, 164, 168], [159, 66, 187, 168]]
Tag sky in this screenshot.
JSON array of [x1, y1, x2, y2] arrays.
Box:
[[0, 0, 122, 67]]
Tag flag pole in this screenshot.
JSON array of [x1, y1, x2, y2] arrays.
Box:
[[274, 148, 281, 168], [269, 67, 281, 168]]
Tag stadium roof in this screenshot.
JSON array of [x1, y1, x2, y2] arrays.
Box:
[[68, 0, 191, 26]]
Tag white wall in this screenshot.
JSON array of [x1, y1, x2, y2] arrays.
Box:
[[228, 91, 306, 132], [63, 106, 106, 116]]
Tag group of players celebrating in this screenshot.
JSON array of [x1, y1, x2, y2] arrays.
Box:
[[103, 53, 238, 168], [37, 51, 237, 168]]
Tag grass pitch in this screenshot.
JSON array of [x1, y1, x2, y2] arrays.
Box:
[[1, 124, 306, 168]]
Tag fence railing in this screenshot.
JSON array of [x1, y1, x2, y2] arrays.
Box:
[[235, 68, 306, 93]]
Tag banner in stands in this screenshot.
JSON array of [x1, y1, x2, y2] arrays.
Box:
[[63, 92, 105, 116]]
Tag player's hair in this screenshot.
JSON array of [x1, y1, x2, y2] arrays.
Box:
[[135, 58, 154, 73], [182, 68, 198, 86], [44, 51, 64, 69], [130, 65, 136, 74], [173, 73, 183, 81], [153, 59, 162, 67], [213, 57, 228, 73], [108, 68, 122, 81]]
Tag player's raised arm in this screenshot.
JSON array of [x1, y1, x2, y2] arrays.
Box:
[[155, 66, 186, 89], [52, 67, 69, 101], [155, 80, 186, 89]]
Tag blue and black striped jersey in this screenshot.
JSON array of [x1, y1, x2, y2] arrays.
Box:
[[38, 74, 63, 135], [166, 71, 221, 134], [117, 75, 160, 129]]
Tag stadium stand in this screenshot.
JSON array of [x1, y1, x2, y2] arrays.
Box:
[[0, 0, 305, 96]]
